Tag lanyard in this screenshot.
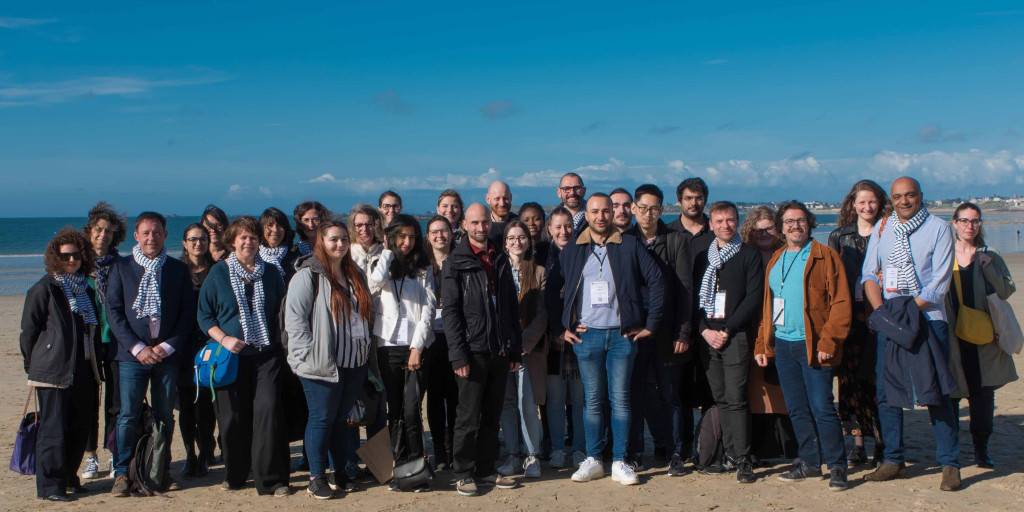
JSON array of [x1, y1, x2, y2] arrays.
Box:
[[391, 277, 407, 317], [591, 244, 608, 278], [779, 248, 803, 292]]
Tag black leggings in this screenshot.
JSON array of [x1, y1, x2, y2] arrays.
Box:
[[178, 384, 217, 459], [424, 334, 458, 464]]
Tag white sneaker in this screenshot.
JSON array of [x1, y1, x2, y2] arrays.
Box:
[[81, 456, 101, 479], [523, 455, 541, 478], [549, 449, 567, 468], [611, 461, 640, 485], [497, 454, 521, 476], [107, 456, 115, 477], [572, 450, 587, 468], [571, 457, 604, 482]]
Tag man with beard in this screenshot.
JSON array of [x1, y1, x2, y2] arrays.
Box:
[[610, 188, 634, 232], [557, 173, 588, 236], [557, 194, 665, 486], [486, 181, 517, 247]]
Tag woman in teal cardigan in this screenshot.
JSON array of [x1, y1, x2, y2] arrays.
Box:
[[197, 216, 291, 497]]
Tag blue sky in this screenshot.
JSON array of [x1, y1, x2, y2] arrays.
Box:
[[1, 1, 1023, 217]]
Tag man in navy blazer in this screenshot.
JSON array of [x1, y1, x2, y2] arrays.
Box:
[[104, 211, 195, 496]]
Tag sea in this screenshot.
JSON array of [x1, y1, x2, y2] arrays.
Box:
[[3, 212, 1024, 296]]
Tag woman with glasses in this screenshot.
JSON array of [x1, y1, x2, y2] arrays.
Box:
[[202, 204, 230, 262], [367, 214, 436, 491], [20, 228, 102, 501], [349, 204, 385, 276], [378, 190, 403, 227], [424, 215, 459, 470], [945, 202, 1017, 468], [178, 223, 218, 477], [828, 180, 891, 466], [496, 221, 548, 479]]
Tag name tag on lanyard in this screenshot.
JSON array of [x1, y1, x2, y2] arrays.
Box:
[[590, 281, 611, 308], [712, 292, 727, 319], [772, 297, 785, 326], [349, 312, 365, 339], [884, 266, 899, 293], [395, 317, 411, 345]]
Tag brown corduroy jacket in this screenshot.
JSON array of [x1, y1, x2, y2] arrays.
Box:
[[755, 239, 852, 367]]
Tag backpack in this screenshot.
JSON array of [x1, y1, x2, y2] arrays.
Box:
[[127, 410, 170, 496], [694, 405, 725, 470]]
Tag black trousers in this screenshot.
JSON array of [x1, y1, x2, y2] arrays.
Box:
[[705, 331, 752, 460], [35, 361, 98, 497], [379, 346, 427, 464], [178, 384, 217, 459], [452, 352, 509, 480], [424, 334, 458, 465], [215, 346, 290, 494]]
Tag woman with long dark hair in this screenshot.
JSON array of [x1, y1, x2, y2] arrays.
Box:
[[293, 201, 332, 256], [424, 215, 459, 470], [259, 207, 300, 285], [197, 216, 291, 496], [20, 227, 102, 501], [827, 180, 892, 466], [945, 202, 1017, 468], [177, 223, 217, 477], [81, 202, 127, 481], [202, 204, 230, 262], [518, 202, 549, 267], [285, 220, 374, 499], [368, 214, 437, 491]]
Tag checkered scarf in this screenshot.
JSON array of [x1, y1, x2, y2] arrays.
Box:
[[227, 252, 270, 347], [699, 235, 742, 318], [54, 272, 97, 324], [297, 241, 312, 256], [131, 245, 166, 319], [886, 206, 929, 295], [259, 245, 288, 284]]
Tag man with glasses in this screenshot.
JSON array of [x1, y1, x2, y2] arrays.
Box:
[[861, 176, 960, 491], [623, 185, 689, 475], [556, 193, 665, 486], [610, 188, 634, 232], [378, 190, 403, 227], [557, 173, 588, 236]]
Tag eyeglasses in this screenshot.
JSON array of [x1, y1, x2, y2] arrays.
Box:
[[635, 204, 663, 216], [380, 204, 401, 211], [57, 251, 82, 261], [954, 218, 982, 227], [559, 185, 584, 193], [354, 222, 375, 230], [782, 218, 809, 227], [752, 228, 775, 237], [203, 222, 224, 232], [185, 237, 208, 244], [428, 228, 451, 236], [506, 235, 530, 245]]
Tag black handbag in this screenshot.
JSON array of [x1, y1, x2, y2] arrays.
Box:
[[390, 371, 432, 490]]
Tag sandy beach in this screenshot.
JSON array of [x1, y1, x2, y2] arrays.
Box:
[[2, 258, 1023, 512]]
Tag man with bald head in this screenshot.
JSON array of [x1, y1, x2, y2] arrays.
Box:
[[441, 203, 522, 496], [555, 193, 665, 486], [861, 177, 960, 490], [486, 181, 517, 246]]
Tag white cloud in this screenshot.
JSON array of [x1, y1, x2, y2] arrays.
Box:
[[0, 17, 58, 29], [228, 184, 247, 196], [259, 186, 273, 197], [0, 71, 230, 107]]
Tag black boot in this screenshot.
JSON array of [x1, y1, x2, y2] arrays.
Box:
[[181, 451, 198, 478], [973, 432, 993, 468], [872, 443, 885, 468]]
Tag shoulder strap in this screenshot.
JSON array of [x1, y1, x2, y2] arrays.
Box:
[[23, 387, 37, 423], [953, 256, 965, 305], [877, 216, 888, 238], [310, 269, 320, 302]]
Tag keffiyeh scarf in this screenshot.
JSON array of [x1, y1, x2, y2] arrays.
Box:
[[227, 252, 270, 347], [54, 272, 97, 324], [699, 235, 742, 318], [886, 206, 929, 295], [131, 245, 166, 319]]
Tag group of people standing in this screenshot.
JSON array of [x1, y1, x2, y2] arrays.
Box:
[[18, 173, 1017, 501]]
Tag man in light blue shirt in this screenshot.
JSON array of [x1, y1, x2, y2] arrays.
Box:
[[861, 176, 960, 491]]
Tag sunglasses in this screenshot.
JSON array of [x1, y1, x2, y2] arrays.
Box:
[[58, 251, 82, 261]]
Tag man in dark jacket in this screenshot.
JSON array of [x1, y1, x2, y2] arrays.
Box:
[[623, 184, 690, 475], [558, 193, 664, 486], [693, 201, 764, 484], [105, 212, 195, 496], [441, 203, 522, 496]]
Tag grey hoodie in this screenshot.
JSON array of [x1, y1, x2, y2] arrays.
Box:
[[285, 254, 372, 382]]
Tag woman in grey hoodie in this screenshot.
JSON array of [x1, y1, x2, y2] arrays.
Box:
[[285, 220, 374, 500]]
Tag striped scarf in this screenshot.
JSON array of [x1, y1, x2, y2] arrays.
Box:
[[259, 245, 288, 283], [886, 206, 929, 295], [131, 245, 166, 319], [93, 248, 119, 305], [699, 235, 742, 318], [54, 272, 97, 324], [227, 252, 270, 347], [297, 241, 312, 256]]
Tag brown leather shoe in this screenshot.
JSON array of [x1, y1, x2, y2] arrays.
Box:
[[863, 462, 908, 482], [110, 475, 130, 497], [939, 466, 961, 491]]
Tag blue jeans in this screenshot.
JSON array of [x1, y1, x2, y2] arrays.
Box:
[[546, 374, 586, 452], [115, 360, 178, 476], [875, 320, 960, 468], [500, 364, 543, 456], [573, 328, 637, 461], [300, 366, 367, 479], [774, 339, 846, 469]]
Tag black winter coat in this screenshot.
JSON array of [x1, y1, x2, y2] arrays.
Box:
[[440, 240, 523, 369], [20, 275, 101, 387]]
